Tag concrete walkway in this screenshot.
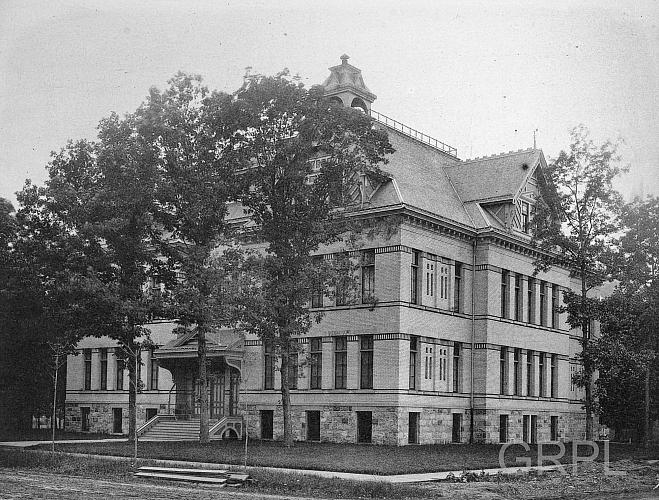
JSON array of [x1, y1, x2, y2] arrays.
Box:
[[0, 439, 605, 484], [0, 439, 125, 448]]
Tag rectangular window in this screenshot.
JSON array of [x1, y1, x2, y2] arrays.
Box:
[[500, 347, 508, 395], [113, 408, 123, 433], [357, 411, 372, 443], [521, 201, 530, 233], [261, 410, 274, 440], [115, 350, 124, 391], [426, 258, 434, 297], [149, 349, 159, 390], [408, 412, 420, 444], [452, 413, 462, 443], [361, 250, 375, 303], [264, 342, 275, 390], [424, 346, 434, 380], [499, 414, 508, 443], [550, 415, 559, 441], [83, 349, 92, 390], [527, 277, 536, 324], [334, 336, 347, 389], [99, 348, 108, 391], [540, 281, 547, 326], [514, 274, 522, 321], [513, 348, 521, 396], [551, 354, 558, 398], [522, 414, 530, 442], [411, 251, 420, 304], [453, 262, 462, 312], [552, 284, 559, 329], [531, 415, 538, 444], [360, 335, 374, 389], [501, 270, 509, 318], [539, 352, 546, 397], [409, 336, 418, 390], [452, 343, 461, 392], [307, 410, 321, 441], [311, 257, 323, 308], [527, 350, 534, 397], [288, 349, 298, 390], [335, 254, 350, 306], [81, 407, 90, 432], [310, 338, 322, 389]]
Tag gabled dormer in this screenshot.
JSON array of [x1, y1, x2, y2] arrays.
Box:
[[445, 148, 547, 234]]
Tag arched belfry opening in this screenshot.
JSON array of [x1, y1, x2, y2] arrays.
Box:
[[321, 54, 376, 113]]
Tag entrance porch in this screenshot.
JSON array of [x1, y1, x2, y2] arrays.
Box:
[[137, 329, 245, 441]]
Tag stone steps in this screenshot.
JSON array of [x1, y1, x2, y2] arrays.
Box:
[[139, 418, 220, 441]]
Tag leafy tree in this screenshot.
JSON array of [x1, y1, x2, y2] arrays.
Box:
[[229, 72, 393, 446], [136, 73, 242, 442], [0, 189, 102, 439], [40, 121, 172, 443], [532, 125, 625, 439], [595, 196, 659, 445]]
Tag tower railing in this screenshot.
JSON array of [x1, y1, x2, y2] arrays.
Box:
[[370, 109, 458, 157]]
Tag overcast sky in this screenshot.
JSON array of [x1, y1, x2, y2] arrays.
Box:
[[1, 0, 657, 207]]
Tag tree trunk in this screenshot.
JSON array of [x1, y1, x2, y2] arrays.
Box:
[[581, 275, 594, 441], [51, 351, 59, 453], [198, 329, 210, 444], [280, 348, 293, 447], [644, 363, 651, 447], [127, 343, 137, 442]]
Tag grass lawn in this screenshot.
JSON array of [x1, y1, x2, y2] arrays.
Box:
[[32, 439, 659, 475], [2, 447, 658, 499]]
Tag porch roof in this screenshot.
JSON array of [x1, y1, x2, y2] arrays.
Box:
[[154, 328, 244, 360]]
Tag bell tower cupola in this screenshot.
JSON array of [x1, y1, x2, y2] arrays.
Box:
[[321, 54, 377, 113]]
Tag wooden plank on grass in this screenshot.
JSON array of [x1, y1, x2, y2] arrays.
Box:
[[139, 466, 228, 475], [135, 472, 227, 485]]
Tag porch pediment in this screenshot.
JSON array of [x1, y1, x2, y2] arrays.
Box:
[[154, 328, 244, 361]]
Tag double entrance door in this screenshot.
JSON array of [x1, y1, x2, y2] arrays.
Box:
[[185, 370, 239, 418]]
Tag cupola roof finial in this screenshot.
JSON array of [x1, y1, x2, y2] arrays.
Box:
[[321, 55, 377, 111]]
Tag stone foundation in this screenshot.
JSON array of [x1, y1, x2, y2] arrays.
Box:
[[65, 402, 168, 434], [471, 409, 589, 444], [245, 405, 588, 445], [66, 400, 589, 444]]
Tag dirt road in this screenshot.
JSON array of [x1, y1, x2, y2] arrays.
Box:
[[0, 468, 311, 499]]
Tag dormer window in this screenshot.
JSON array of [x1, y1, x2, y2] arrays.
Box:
[[305, 156, 330, 185], [521, 201, 530, 233]]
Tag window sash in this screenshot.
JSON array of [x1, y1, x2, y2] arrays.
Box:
[[452, 343, 461, 392], [514, 274, 522, 321], [100, 348, 107, 391], [409, 336, 418, 390], [411, 251, 420, 304], [540, 281, 547, 326], [310, 338, 322, 389], [551, 284, 559, 328], [115, 350, 124, 391], [264, 343, 275, 390], [527, 278, 536, 324], [84, 349, 92, 391], [149, 349, 159, 391], [334, 337, 347, 389], [501, 270, 509, 318], [360, 335, 374, 389], [453, 263, 462, 312], [500, 347, 507, 394]]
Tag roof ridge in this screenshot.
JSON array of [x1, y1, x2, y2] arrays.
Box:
[[458, 148, 538, 164]]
